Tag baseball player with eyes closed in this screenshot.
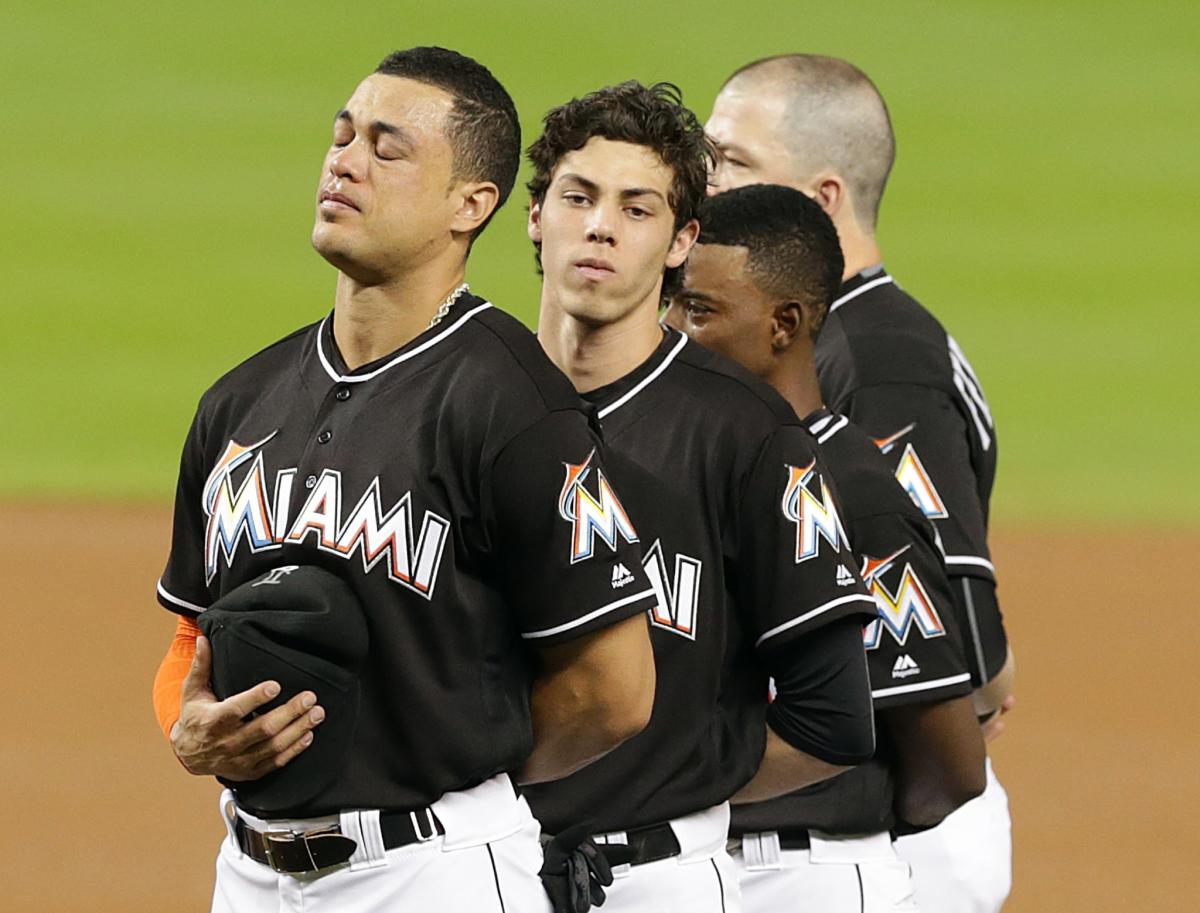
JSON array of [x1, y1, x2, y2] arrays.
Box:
[[149, 46, 661, 913], [705, 54, 1016, 913], [523, 81, 878, 913], [664, 182, 987, 913]]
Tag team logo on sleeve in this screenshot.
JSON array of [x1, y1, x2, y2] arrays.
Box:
[[860, 546, 946, 650], [558, 449, 639, 564], [873, 428, 948, 521], [781, 461, 848, 563], [641, 539, 702, 640]]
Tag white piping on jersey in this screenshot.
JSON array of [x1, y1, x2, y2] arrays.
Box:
[[597, 333, 689, 419], [316, 301, 494, 384], [755, 593, 877, 648], [807, 413, 835, 435], [157, 579, 208, 614], [944, 555, 995, 573], [815, 415, 849, 444], [959, 576, 989, 687], [521, 587, 655, 640], [872, 672, 971, 700], [948, 336, 994, 451], [829, 275, 895, 313]]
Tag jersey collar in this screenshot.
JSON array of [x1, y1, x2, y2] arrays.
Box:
[[581, 325, 688, 420], [831, 265, 894, 313], [315, 293, 492, 384]]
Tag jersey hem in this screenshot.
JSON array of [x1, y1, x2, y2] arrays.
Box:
[[156, 579, 207, 615], [755, 593, 877, 648], [870, 672, 972, 702]]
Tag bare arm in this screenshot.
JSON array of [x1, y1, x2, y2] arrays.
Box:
[[732, 729, 850, 804], [885, 694, 986, 828], [518, 613, 655, 785]]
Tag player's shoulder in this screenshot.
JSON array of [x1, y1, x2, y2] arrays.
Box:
[[198, 321, 321, 412], [816, 271, 955, 396], [669, 331, 801, 432], [807, 410, 926, 523], [462, 298, 583, 414]]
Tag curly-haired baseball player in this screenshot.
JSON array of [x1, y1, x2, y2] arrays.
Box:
[[523, 81, 879, 913], [151, 47, 661, 913]]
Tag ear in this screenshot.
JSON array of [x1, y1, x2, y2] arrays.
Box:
[[772, 301, 804, 352], [809, 173, 847, 220], [451, 181, 501, 236], [665, 218, 700, 269], [527, 198, 543, 244]]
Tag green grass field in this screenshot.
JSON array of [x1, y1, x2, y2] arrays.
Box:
[[2, 0, 1196, 524]]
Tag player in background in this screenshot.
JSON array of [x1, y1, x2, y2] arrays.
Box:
[[523, 81, 878, 913], [706, 55, 1015, 913], [664, 183, 986, 912], [150, 47, 659, 912]]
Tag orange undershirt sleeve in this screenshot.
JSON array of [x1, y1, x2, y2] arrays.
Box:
[[153, 615, 200, 740]]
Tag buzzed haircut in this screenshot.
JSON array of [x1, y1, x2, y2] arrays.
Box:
[[527, 81, 715, 294], [697, 183, 844, 338], [723, 55, 895, 229], [376, 47, 520, 239]]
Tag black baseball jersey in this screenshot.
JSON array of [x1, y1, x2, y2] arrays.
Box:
[[815, 267, 1007, 684], [524, 328, 877, 835], [730, 408, 973, 836], [157, 292, 658, 814]]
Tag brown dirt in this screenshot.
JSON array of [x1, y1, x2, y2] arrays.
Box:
[[2, 503, 1194, 912]]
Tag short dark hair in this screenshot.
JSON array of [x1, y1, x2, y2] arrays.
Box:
[[697, 184, 844, 338], [375, 47, 520, 239], [526, 81, 714, 294]]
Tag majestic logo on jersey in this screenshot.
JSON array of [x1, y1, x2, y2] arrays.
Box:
[[891, 444, 949, 520], [202, 436, 450, 598], [860, 546, 946, 650], [641, 539, 702, 640], [781, 461, 848, 564], [558, 450, 639, 564]]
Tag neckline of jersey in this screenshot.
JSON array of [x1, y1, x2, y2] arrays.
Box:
[[315, 298, 493, 384], [582, 326, 689, 420], [802, 407, 850, 444], [830, 271, 894, 313]]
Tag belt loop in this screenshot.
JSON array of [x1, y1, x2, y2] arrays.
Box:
[[742, 831, 784, 870], [411, 808, 439, 842], [219, 790, 243, 858], [341, 809, 388, 871]]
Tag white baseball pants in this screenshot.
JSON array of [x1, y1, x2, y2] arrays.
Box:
[[732, 830, 918, 913], [210, 774, 552, 913]]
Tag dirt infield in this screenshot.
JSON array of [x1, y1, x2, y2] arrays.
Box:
[[2, 503, 1193, 912]]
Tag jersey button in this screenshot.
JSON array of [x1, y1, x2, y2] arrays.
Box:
[[317, 430, 333, 444], [304, 475, 317, 489], [335, 387, 351, 401]]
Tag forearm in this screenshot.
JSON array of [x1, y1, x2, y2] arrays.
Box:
[[887, 695, 987, 827], [153, 615, 201, 739], [519, 674, 637, 785], [731, 727, 849, 804]]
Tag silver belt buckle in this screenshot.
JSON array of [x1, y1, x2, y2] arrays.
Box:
[[263, 825, 340, 873]]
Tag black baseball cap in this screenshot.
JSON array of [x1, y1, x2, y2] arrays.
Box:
[[198, 565, 369, 816]]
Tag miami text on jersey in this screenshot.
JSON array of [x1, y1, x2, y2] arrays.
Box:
[[202, 436, 450, 598], [641, 539, 702, 640], [781, 460, 848, 564], [860, 547, 946, 649], [558, 449, 639, 564]]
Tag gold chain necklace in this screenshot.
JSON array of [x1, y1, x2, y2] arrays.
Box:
[[428, 283, 471, 329]]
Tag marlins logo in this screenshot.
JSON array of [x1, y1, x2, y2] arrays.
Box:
[[860, 546, 946, 649], [558, 450, 639, 564], [873, 427, 948, 521], [781, 460, 848, 564]]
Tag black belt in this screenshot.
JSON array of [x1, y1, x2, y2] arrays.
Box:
[[776, 828, 812, 850], [597, 821, 682, 867], [234, 808, 445, 874]]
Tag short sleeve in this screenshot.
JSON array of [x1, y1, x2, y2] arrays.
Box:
[[483, 410, 658, 648], [736, 425, 878, 651], [841, 384, 994, 582], [852, 511, 974, 708], [157, 404, 212, 617]]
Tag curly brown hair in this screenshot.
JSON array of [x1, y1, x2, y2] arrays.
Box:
[[526, 81, 715, 294]]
